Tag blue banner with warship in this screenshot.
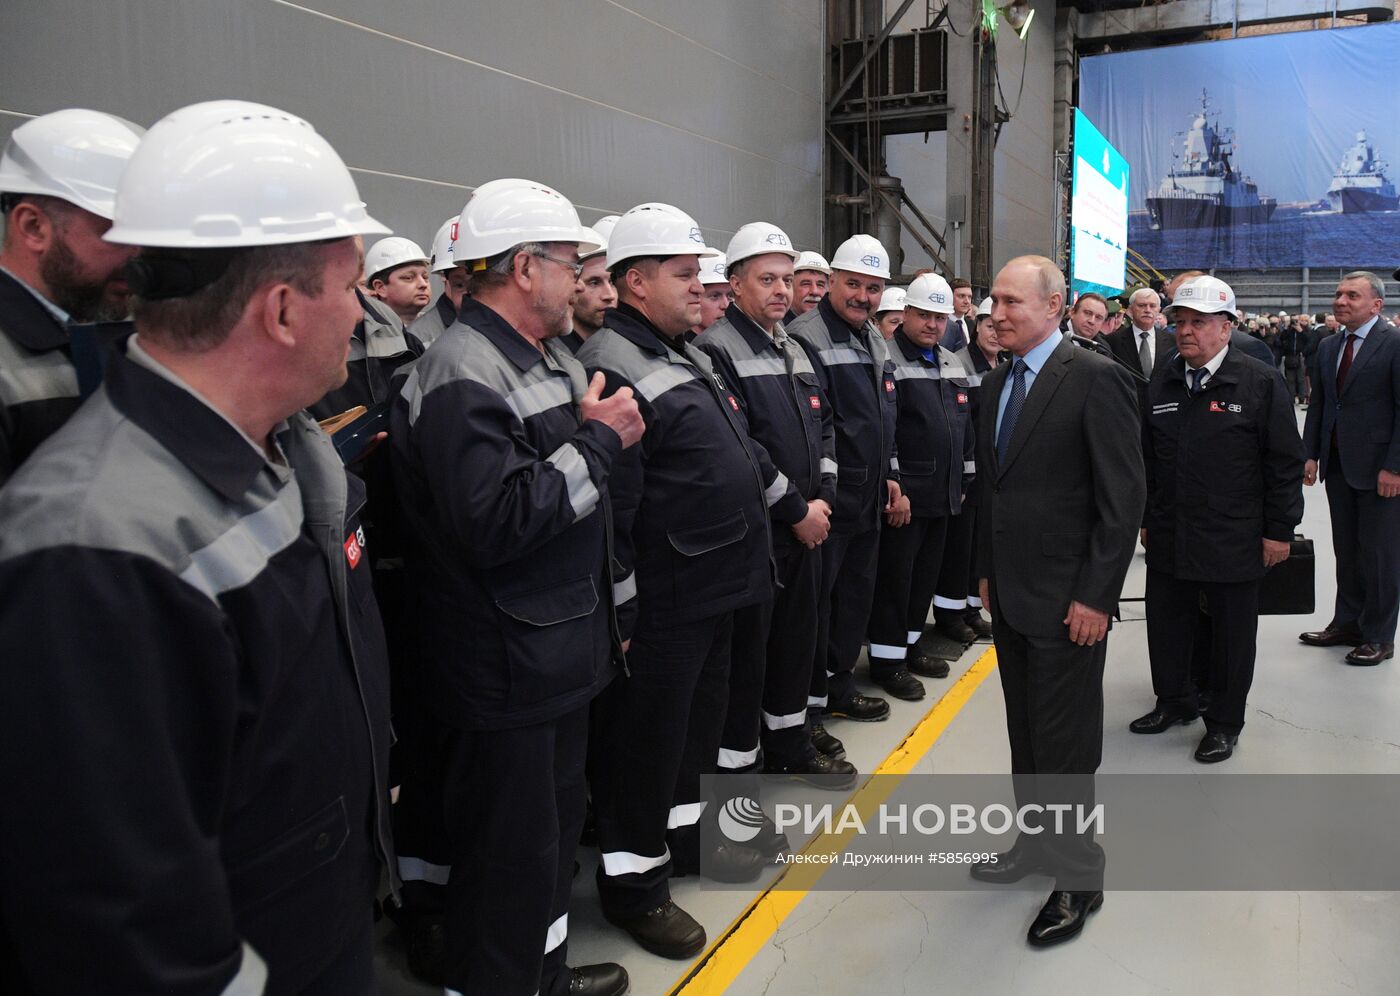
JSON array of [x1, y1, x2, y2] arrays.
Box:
[[1079, 21, 1399, 271]]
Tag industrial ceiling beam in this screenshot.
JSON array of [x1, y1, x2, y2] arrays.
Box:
[[1078, 0, 1392, 42]]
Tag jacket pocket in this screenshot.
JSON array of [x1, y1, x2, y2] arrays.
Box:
[[226, 797, 349, 915], [837, 466, 868, 486], [668, 508, 749, 556], [495, 576, 600, 711], [899, 458, 937, 476], [1041, 531, 1088, 558]]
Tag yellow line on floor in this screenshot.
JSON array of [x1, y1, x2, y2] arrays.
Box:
[[666, 645, 1000, 995]]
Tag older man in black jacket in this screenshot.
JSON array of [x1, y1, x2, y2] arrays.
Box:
[[1131, 276, 1303, 763]]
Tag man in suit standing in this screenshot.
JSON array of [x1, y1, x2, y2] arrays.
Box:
[[943, 277, 975, 353], [1108, 287, 1172, 381], [1300, 271, 1400, 665], [969, 256, 1145, 947]]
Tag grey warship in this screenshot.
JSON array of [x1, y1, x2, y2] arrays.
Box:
[[1146, 90, 1277, 230], [1326, 131, 1398, 214]]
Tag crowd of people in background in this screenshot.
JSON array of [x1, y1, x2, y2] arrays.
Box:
[[1, 103, 1396, 996]]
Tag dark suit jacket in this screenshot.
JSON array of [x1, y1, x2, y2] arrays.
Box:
[[1302, 319, 1400, 489], [977, 337, 1146, 638], [1106, 324, 1173, 380]]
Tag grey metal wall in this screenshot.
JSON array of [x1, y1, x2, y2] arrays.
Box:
[[1, 0, 825, 254]]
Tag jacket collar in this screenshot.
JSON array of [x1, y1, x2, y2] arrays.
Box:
[[0, 267, 69, 352], [459, 297, 547, 373], [436, 291, 459, 326], [105, 341, 274, 503], [893, 328, 937, 365], [817, 294, 867, 343], [1164, 344, 1242, 388], [724, 301, 780, 354], [606, 303, 678, 357]]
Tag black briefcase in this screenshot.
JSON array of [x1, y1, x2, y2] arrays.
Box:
[[1259, 534, 1314, 615]]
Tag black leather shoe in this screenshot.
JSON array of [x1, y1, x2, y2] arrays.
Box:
[[1299, 626, 1364, 647], [1194, 731, 1238, 763], [604, 900, 706, 960], [570, 962, 630, 995], [963, 608, 993, 639], [765, 751, 858, 791], [1345, 642, 1394, 666], [934, 611, 977, 643], [970, 848, 1043, 884], [908, 650, 950, 679], [1128, 706, 1199, 734], [1026, 890, 1103, 947], [810, 721, 846, 759], [876, 668, 925, 701], [698, 840, 767, 882], [397, 913, 445, 986], [825, 692, 890, 722]]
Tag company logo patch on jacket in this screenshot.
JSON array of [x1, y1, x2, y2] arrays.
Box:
[[809, 394, 821, 409], [344, 526, 366, 569], [884, 378, 895, 393], [956, 392, 969, 405], [1209, 400, 1244, 414], [727, 394, 741, 412]]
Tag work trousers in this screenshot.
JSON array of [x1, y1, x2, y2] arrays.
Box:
[[868, 515, 950, 680], [718, 543, 821, 775], [808, 526, 881, 711], [934, 500, 978, 612], [1146, 568, 1260, 735], [590, 611, 732, 916], [440, 705, 589, 996]]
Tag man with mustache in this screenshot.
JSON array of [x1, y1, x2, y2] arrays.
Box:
[[790, 234, 902, 759], [0, 109, 143, 484], [785, 250, 830, 323]]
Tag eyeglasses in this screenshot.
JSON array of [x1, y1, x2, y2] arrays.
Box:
[[531, 251, 583, 279]]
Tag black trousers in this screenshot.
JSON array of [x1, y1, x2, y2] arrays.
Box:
[[590, 611, 732, 916], [991, 614, 1106, 891], [935, 501, 977, 612], [440, 705, 588, 996], [718, 543, 821, 774], [1326, 459, 1400, 644], [1146, 569, 1259, 735], [809, 526, 880, 710], [868, 515, 949, 680], [1284, 362, 1306, 401]]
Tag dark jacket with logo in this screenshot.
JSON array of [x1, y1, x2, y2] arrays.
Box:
[[578, 303, 774, 638], [788, 295, 899, 533], [0, 344, 394, 994], [1144, 346, 1304, 582], [391, 299, 624, 730], [694, 302, 836, 549], [0, 268, 80, 486], [888, 329, 974, 518]]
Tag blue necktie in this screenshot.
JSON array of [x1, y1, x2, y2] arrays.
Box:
[[1189, 367, 1207, 395], [996, 359, 1027, 462]]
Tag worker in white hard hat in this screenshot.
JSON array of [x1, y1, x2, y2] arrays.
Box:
[[407, 215, 469, 346], [561, 224, 616, 353], [364, 236, 431, 326], [786, 249, 830, 323], [693, 222, 856, 799], [693, 249, 732, 338], [787, 233, 902, 757], [0, 99, 395, 993], [0, 108, 143, 483], [866, 272, 974, 704], [874, 286, 906, 340], [578, 203, 777, 960], [389, 177, 638, 996]]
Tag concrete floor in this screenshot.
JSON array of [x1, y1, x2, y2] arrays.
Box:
[[378, 410, 1400, 996]]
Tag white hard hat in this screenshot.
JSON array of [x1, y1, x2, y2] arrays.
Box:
[[903, 272, 954, 315], [453, 178, 599, 266], [976, 296, 992, 318], [0, 108, 144, 220], [829, 234, 891, 280], [578, 225, 608, 262], [876, 287, 906, 314], [605, 202, 717, 268], [794, 250, 831, 275], [105, 100, 386, 248], [365, 237, 429, 280], [1167, 275, 1236, 317], [698, 252, 729, 285], [725, 222, 799, 268], [592, 215, 621, 242], [428, 216, 459, 272]]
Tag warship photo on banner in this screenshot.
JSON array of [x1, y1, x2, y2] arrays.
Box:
[[1078, 21, 1400, 272]]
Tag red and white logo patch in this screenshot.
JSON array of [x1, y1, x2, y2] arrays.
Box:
[[809, 395, 821, 409], [1209, 400, 1226, 413], [957, 392, 969, 404], [884, 378, 895, 393], [728, 395, 740, 412], [344, 526, 366, 569]]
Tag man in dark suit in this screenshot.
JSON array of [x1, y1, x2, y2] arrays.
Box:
[[1300, 271, 1400, 665], [942, 277, 975, 353], [1107, 287, 1173, 381], [1132, 276, 1303, 763], [969, 256, 1145, 948]]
